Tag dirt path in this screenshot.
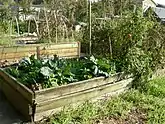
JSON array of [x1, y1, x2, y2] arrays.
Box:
[[0, 90, 24, 124]]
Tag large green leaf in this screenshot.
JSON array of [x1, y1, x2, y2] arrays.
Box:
[[5, 55, 114, 90], [40, 67, 53, 77]]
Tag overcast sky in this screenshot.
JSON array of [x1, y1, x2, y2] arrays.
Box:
[[154, 0, 165, 6]]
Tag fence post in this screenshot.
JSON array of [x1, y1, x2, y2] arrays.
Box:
[[78, 42, 81, 58], [36, 46, 40, 59]]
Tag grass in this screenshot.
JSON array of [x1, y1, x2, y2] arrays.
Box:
[[38, 77, 165, 124], [0, 34, 15, 46]]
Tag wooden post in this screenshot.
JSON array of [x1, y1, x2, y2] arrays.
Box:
[[33, 17, 40, 39], [37, 46, 40, 59], [109, 37, 113, 59], [89, 0, 92, 55], [28, 20, 31, 34], [53, 10, 58, 43], [44, 7, 51, 43], [78, 42, 81, 58], [15, 16, 20, 36], [86, 0, 88, 21]]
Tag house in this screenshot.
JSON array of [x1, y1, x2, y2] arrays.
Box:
[[143, 0, 165, 23]]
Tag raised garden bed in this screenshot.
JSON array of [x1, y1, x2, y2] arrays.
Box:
[[0, 42, 80, 67], [0, 56, 133, 122]]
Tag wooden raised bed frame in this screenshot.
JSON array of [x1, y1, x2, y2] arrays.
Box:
[[0, 68, 133, 122], [0, 42, 81, 66]]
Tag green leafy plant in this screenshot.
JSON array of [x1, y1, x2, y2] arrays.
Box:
[[5, 55, 115, 91], [83, 7, 165, 88]]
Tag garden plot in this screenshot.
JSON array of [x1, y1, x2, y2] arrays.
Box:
[[0, 56, 133, 122]]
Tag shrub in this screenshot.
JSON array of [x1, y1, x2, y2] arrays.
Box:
[[83, 8, 165, 87]]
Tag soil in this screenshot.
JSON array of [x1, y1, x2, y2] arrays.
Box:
[[0, 90, 24, 124], [94, 108, 147, 124]]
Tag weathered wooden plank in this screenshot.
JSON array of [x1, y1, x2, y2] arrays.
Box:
[[0, 50, 78, 60], [0, 42, 80, 62], [35, 78, 133, 114], [34, 86, 129, 121], [0, 77, 33, 121], [0, 51, 36, 60], [39, 43, 78, 50], [35, 74, 124, 103], [35, 73, 126, 102], [41, 47, 78, 52], [40, 48, 78, 55], [0, 54, 79, 65], [57, 55, 79, 59], [0, 42, 78, 53], [0, 46, 37, 53], [0, 69, 34, 104]]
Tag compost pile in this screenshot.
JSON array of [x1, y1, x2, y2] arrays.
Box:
[[5, 55, 115, 91]]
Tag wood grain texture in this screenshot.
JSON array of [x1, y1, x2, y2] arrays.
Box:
[[0, 46, 37, 53], [0, 69, 34, 104], [0, 77, 33, 121], [34, 86, 129, 122], [39, 48, 78, 56], [0, 42, 80, 63], [0, 51, 36, 60], [35, 73, 124, 103], [0, 63, 132, 122], [34, 78, 133, 120], [78, 42, 81, 58]]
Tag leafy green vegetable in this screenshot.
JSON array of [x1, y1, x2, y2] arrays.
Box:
[[40, 67, 53, 77], [5, 55, 115, 91]]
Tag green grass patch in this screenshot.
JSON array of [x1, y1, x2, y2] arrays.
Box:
[[0, 35, 15, 46], [144, 77, 165, 98], [38, 77, 165, 124]]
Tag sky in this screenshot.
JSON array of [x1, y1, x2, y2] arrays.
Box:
[[154, 0, 165, 6]]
